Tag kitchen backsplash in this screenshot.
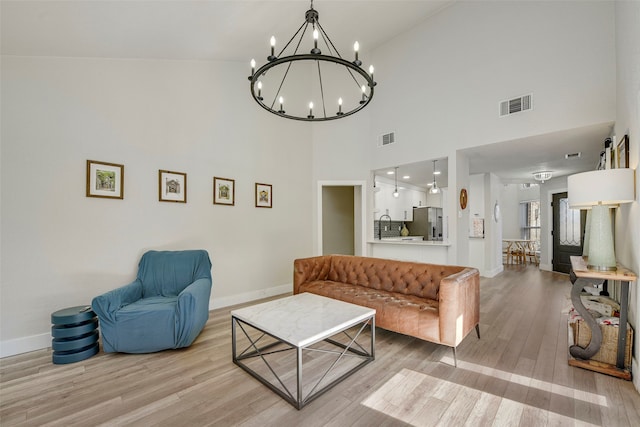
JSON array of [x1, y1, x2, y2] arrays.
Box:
[[374, 220, 406, 238]]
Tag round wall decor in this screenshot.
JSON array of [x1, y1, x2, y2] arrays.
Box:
[[459, 188, 468, 210]]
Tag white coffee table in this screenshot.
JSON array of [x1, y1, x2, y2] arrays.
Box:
[[231, 292, 375, 409]]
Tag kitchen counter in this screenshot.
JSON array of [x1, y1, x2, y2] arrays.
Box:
[[367, 238, 450, 264], [368, 238, 450, 246]]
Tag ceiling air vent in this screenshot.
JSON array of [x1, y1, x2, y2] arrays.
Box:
[[379, 132, 396, 147], [499, 94, 532, 117]]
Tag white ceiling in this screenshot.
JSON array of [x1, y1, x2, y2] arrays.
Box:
[[0, 0, 453, 62], [1, 0, 613, 187]]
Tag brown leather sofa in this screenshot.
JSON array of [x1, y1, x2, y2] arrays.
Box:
[[293, 255, 480, 366]]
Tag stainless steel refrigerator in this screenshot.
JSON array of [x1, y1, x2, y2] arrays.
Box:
[[411, 207, 443, 241]]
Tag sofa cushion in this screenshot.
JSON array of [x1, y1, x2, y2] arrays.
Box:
[[326, 255, 463, 301], [299, 281, 440, 343]]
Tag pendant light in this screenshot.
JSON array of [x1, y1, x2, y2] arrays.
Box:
[[392, 167, 399, 198], [430, 160, 441, 194]]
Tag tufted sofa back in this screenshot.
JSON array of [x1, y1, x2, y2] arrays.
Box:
[[294, 255, 465, 301]]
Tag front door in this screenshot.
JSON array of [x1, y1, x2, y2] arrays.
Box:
[[552, 192, 586, 273]]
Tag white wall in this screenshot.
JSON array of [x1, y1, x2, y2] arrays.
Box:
[[500, 184, 521, 239], [614, 0, 640, 392], [311, 0, 615, 269], [367, 0, 616, 169], [0, 56, 313, 355]]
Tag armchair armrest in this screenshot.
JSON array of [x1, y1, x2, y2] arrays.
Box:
[[175, 278, 212, 347], [293, 256, 333, 294], [438, 267, 480, 347], [91, 279, 143, 324]]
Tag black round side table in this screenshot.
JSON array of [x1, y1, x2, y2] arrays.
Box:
[[51, 306, 99, 364]]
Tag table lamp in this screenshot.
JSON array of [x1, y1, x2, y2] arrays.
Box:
[[568, 168, 635, 271]]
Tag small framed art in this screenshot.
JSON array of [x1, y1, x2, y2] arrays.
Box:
[[213, 177, 235, 206], [86, 160, 124, 199], [255, 183, 272, 208], [617, 135, 629, 168], [159, 170, 187, 203]]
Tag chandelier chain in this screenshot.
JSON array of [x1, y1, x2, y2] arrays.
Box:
[[269, 23, 309, 110], [317, 61, 326, 118]]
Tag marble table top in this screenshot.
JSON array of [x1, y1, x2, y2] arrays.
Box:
[[231, 293, 375, 348]]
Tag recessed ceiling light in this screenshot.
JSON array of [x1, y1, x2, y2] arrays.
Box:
[[402, 175, 410, 179], [387, 170, 394, 175], [427, 182, 433, 186], [433, 171, 441, 175]]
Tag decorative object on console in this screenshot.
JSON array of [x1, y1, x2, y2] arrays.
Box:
[[248, 0, 376, 122], [255, 183, 272, 208], [86, 160, 124, 199], [568, 168, 635, 271], [213, 177, 235, 206], [532, 170, 552, 183], [159, 170, 187, 203]]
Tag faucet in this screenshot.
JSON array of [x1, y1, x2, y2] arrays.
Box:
[[378, 214, 392, 240]]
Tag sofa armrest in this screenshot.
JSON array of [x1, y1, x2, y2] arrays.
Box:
[[438, 267, 480, 347], [293, 256, 332, 294], [91, 279, 143, 323], [175, 278, 212, 347]]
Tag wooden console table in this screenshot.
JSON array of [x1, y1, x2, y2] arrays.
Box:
[[569, 256, 637, 380]]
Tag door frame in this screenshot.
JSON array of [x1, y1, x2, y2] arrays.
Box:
[[317, 181, 366, 256]]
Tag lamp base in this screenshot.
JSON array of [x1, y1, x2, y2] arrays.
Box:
[[587, 264, 617, 272], [586, 204, 617, 271]]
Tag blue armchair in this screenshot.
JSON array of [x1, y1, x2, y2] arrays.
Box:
[[92, 250, 212, 353]]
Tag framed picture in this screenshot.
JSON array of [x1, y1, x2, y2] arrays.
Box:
[[617, 135, 629, 168], [255, 183, 272, 208], [159, 170, 187, 203], [86, 160, 124, 199], [213, 177, 235, 206]]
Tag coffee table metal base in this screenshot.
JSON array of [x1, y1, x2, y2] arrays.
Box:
[[232, 315, 375, 410]]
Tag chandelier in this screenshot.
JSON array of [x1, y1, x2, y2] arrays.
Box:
[[533, 171, 553, 183], [248, 0, 376, 122]]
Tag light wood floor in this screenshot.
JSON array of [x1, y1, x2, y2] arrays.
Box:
[[2, 265, 640, 426]]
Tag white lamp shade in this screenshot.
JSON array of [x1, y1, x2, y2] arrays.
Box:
[[568, 168, 635, 209]]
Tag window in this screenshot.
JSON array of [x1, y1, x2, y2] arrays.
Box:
[[558, 197, 581, 246], [520, 200, 540, 243]]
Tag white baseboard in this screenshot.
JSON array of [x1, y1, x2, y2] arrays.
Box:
[[482, 265, 504, 278], [1, 333, 51, 358], [633, 357, 640, 393], [1, 284, 293, 359], [539, 263, 552, 272], [209, 283, 292, 310]]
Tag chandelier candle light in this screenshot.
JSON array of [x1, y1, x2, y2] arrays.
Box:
[[248, 0, 376, 121]]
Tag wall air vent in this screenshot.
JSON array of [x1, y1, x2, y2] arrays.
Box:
[[499, 94, 532, 117], [379, 132, 396, 147]]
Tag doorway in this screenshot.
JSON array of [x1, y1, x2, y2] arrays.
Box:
[[552, 192, 586, 273], [322, 186, 355, 255], [317, 181, 366, 256]]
